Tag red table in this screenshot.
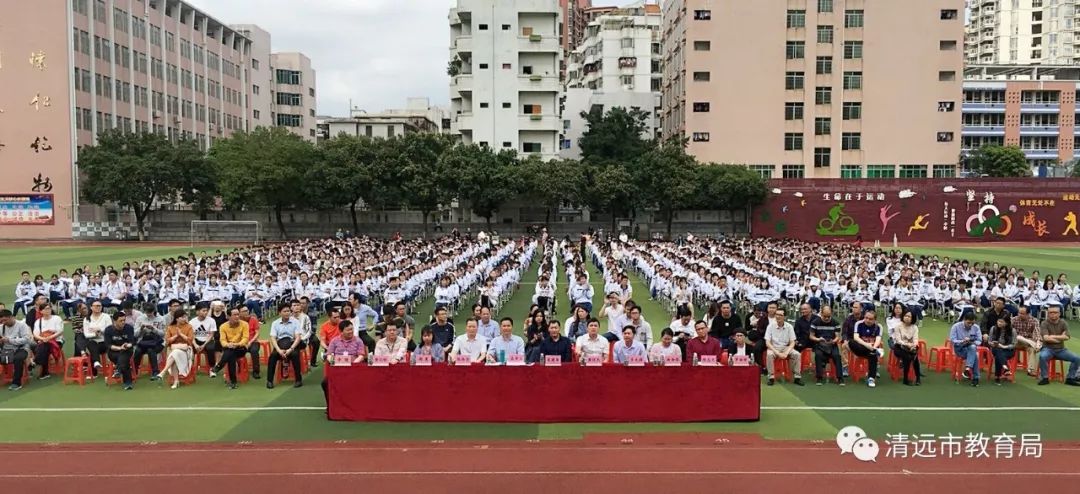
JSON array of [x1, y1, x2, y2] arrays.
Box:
[[326, 364, 761, 423]]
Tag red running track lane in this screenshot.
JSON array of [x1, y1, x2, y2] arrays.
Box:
[[0, 434, 1077, 493]]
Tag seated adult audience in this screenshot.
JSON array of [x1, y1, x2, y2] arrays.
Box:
[[709, 301, 741, 349], [322, 320, 366, 411], [411, 327, 446, 364], [449, 318, 487, 364], [104, 312, 136, 390], [850, 310, 883, 388], [487, 317, 525, 364], [574, 318, 609, 364], [81, 301, 112, 377], [133, 303, 165, 379], [1037, 306, 1080, 386], [239, 306, 262, 380], [1012, 306, 1040, 377], [30, 304, 63, 380], [267, 304, 303, 389], [0, 310, 31, 391], [764, 308, 803, 386], [213, 307, 250, 389], [536, 320, 572, 363], [950, 311, 983, 387], [613, 325, 647, 364], [648, 328, 682, 363], [987, 315, 1016, 385], [190, 302, 218, 374], [374, 320, 409, 365], [809, 306, 844, 386], [891, 310, 921, 386], [727, 332, 753, 365], [685, 320, 722, 363], [428, 306, 456, 351], [159, 310, 195, 389]]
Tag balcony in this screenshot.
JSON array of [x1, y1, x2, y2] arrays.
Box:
[[961, 125, 1006, 135], [1021, 148, 1059, 159], [962, 102, 1006, 112], [454, 36, 473, 54], [1019, 102, 1060, 113], [451, 74, 473, 94], [518, 114, 560, 132], [455, 112, 474, 131], [1019, 125, 1060, 135], [519, 34, 559, 53], [518, 74, 559, 92]]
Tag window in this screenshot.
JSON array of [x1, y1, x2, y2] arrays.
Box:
[[938, 101, 955, 112], [693, 10, 711, 20], [842, 132, 861, 150], [478, 63, 489, 69], [749, 165, 774, 179], [276, 92, 302, 106], [502, 102, 511, 108], [815, 117, 831, 136], [310, 88, 316, 97], [692, 132, 711, 142], [842, 102, 862, 120], [785, 102, 804, 120], [253, 110, 260, 120], [933, 165, 956, 178], [693, 40, 711, 51], [840, 165, 862, 179], [937, 132, 954, 142], [784, 133, 804, 150], [787, 10, 806, 28], [478, 24, 488, 30], [843, 71, 862, 90], [693, 71, 711, 81], [866, 165, 895, 179], [479, 102, 489, 108], [93, 0, 105, 20], [940, 9, 958, 20], [940, 40, 957, 51], [815, 86, 832, 105], [502, 141, 512, 148], [783, 164, 806, 178], [845, 10, 864, 28], [501, 24, 511, 30], [817, 25, 834, 44], [253, 85, 260, 95], [522, 142, 542, 153], [814, 148, 831, 167], [165, 32, 175, 52], [786, 41, 805, 59], [150, 25, 161, 46], [72, 0, 88, 16], [938, 71, 956, 81], [502, 63, 512, 69], [252, 59, 259, 70], [621, 38, 634, 48], [620, 75, 634, 86], [843, 41, 863, 59], [276, 114, 302, 127], [693, 102, 710, 112], [275, 69, 302, 85], [785, 71, 805, 90], [816, 56, 832, 74], [387, 126, 396, 138], [899, 165, 928, 178], [818, 0, 833, 13]]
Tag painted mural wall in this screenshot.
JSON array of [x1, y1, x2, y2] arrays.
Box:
[[752, 179, 1080, 243]]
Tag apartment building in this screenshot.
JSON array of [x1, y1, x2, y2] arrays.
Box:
[[322, 97, 449, 140], [563, 1, 662, 158], [661, 0, 964, 179], [269, 52, 318, 141], [0, 0, 313, 239], [965, 0, 1077, 66], [964, 64, 1080, 174], [449, 0, 563, 160], [560, 0, 593, 77]]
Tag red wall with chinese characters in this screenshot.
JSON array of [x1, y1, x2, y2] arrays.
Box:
[[752, 179, 1080, 243]]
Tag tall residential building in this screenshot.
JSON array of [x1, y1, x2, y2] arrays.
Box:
[[0, 0, 313, 239], [964, 0, 1077, 66], [233, 26, 319, 142], [559, 0, 592, 77], [562, 1, 662, 158], [661, 0, 965, 179], [449, 0, 563, 160], [963, 64, 1080, 175]]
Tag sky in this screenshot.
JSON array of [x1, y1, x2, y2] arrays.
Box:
[[190, 0, 645, 117]]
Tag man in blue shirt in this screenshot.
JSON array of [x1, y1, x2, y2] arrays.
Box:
[[428, 306, 456, 349], [267, 304, 303, 389], [849, 310, 883, 388], [536, 320, 572, 363], [950, 311, 983, 387], [487, 317, 525, 363]]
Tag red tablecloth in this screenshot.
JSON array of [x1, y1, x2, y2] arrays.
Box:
[[326, 365, 760, 423]]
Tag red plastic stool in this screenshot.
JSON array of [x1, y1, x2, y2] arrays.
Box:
[[258, 340, 271, 365], [771, 354, 793, 382], [63, 356, 90, 386], [1047, 358, 1066, 383]]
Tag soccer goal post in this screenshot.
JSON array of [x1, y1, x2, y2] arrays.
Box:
[[190, 220, 262, 247]]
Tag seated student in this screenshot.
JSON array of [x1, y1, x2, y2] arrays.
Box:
[[104, 312, 136, 390], [30, 303, 64, 380], [648, 328, 682, 363], [159, 310, 195, 389], [669, 306, 696, 357], [810, 306, 844, 386], [1037, 306, 1080, 386], [950, 311, 983, 387], [411, 327, 446, 365], [0, 310, 32, 391], [266, 304, 303, 390], [190, 302, 219, 374], [574, 318, 610, 364], [212, 308, 250, 389], [685, 320, 722, 363], [374, 320, 409, 365], [448, 318, 487, 364], [613, 325, 647, 364], [536, 320, 573, 363], [322, 320, 366, 411], [850, 310, 884, 388], [487, 317, 525, 364], [764, 308, 804, 386]]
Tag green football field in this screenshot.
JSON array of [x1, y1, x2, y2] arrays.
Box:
[[1, 243, 1079, 444]]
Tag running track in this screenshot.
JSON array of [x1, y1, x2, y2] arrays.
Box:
[[1, 434, 1075, 493]]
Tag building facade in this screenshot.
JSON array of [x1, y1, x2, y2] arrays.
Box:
[[0, 0, 314, 239], [449, 0, 563, 160], [661, 0, 965, 179], [965, 0, 1077, 66], [269, 52, 317, 142], [964, 64, 1080, 175]]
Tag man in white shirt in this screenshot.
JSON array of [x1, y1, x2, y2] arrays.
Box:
[[476, 307, 499, 341], [627, 305, 653, 347], [191, 301, 219, 373], [102, 270, 128, 309], [568, 273, 594, 314], [449, 318, 488, 364], [599, 292, 625, 342], [292, 299, 318, 368], [765, 308, 803, 386], [575, 319, 610, 364], [373, 320, 408, 364]]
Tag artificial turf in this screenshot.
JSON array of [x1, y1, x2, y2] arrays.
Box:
[[1, 244, 1078, 443]]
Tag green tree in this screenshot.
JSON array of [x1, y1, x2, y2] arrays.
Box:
[[210, 127, 320, 239], [401, 133, 456, 235], [578, 106, 654, 164], [77, 129, 205, 240], [586, 162, 638, 231], [693, 164, 769, 210], [1071, 159, 1080, 177], [629, 141, 698, 237], [445, 144, 523, 228], [321, 135, 378, 231], [968, 145, 1031, 177], [522, 156, 586, 224]]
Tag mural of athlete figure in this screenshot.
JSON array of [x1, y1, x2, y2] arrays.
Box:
[[879, 205, 901, 234], [1066, 211, 1079, 236]]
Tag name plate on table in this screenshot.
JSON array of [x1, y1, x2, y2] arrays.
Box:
[[455, 354, 472, 366], [699, 355, 719, 367], [333, 354, 353, 367], [664, 354, 682, 367], [585, 354, 603, 367], [545, 355, 562, 366], [414, 354, 432, 366], [731, 355, 751, 367], [507, 354, 526, 366], [372, 355, 391, 367], [627, 355, 646, 367]]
